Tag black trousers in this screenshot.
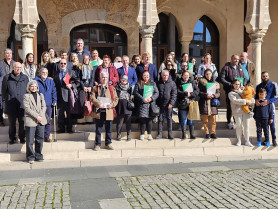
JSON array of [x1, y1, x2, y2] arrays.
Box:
[[95, 112, 112, 146], [116, 114, 131, 135], [158, 107, 173, 133], [140, 118, 153, 134], [26, 125, 44, 161], [58, 100, 72, 132], [225, 91, 232, 124], [8, 114, 25, 141], [256, 119, 269, 142]]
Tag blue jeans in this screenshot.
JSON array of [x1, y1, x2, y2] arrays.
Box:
[[95, 112, 112, 146], [0, 95, 3, 122], [26, 125, 44, 161], [270, 103, 276, 140], [45, 106, 52, 138], [178, 109, 194, 126]]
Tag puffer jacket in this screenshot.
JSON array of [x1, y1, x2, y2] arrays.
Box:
[[177, 77, 199, 105], [198, 77, 220, 115], [156, 79, 177, 108], [134, 80, 159, 118], [228, 89, 247, 116]]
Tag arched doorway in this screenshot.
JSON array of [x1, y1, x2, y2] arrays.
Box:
[[189, 15, 219, 68], [152, 13, 181, 67], [70, 24, 127, 61], [7, 16, 48, 63]]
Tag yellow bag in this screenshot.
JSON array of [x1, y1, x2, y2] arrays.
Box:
[[188, 101, 200, 120]]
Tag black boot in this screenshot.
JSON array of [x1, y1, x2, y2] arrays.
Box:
[[273, 140, 277, 147], [156, 132, 162, 139], [189, 125, 196, 139], [181, 126, 186, 139], [168, 131, 174, 140]]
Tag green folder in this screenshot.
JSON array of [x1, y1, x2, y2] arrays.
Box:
[[206, 82, 216, 95], [143, 85, 154, 99], [235, 77, 244, 86], [182, 83, 193, 92], [188, 63, 194, 71]]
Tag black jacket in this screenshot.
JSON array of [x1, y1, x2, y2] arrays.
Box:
[[177, 77, 199, 104], [254, 101, 274, 120], [134, 81, 159, 118], [2, 72, 29, 116], [156, 79, 177, 108]]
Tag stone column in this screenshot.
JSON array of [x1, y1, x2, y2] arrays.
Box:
[[0, 33, 9, 59], [168, 14, 176, 52], [249, 31, 266, 85], [139, 26, 156, 62], [19, 24, 37, 57], [180, 40, 191, 54]]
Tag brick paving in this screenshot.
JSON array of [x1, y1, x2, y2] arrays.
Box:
[[0, 182, 71, 209], [117, 168, 278, 209]]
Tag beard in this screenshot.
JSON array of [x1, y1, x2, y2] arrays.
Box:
[[262, 78, 269, 83]]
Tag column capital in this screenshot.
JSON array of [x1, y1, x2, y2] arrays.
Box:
[[249, 30, 267, 43], [139, 26, 156, 38], [18, 24, 37, 38]]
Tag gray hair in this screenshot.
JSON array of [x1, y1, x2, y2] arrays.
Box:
[[4, 48, 12, 54], [161, 70, 169, 75], [26, 80, 39, 93], [100, 71, 108, 78], [76, 38, 84, 44]]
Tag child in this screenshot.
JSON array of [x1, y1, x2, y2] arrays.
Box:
[[241, 82, 255, 117], [254, 88, 274, 147]]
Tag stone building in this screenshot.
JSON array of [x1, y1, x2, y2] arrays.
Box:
[[1, 0, 277, 85]]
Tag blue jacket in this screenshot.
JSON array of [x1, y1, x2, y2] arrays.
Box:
[[254, 101, 274, 120], [35, 77, 57, 106], [136, 63, 158, 82], [255, 81, 278, 104], [117, 66, 138, 86]]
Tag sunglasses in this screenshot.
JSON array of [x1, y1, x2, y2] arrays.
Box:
[[121, 78, 128, 81], [60, 63, 67, 65]]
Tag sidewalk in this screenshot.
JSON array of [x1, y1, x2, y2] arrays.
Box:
[[0, 159, 278, 208]]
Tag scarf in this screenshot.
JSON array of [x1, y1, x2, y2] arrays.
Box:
[[118, 83, 130, 100], [82, 64, 91, 80]]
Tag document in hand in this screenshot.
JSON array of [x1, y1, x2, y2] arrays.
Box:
[[206, 82, 216, 95], [182, 83, 193, 93], [143, 85, 154, 99], [63, 73, 71, 84], [188, 63, 194, 72], [97, 97, 112, 108], [235, 77, 244, 86]]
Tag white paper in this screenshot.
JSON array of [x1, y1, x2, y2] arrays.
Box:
[[98, 97, 111, 108]]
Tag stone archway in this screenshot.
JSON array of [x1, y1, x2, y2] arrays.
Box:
[[60, 9, 139, 58]]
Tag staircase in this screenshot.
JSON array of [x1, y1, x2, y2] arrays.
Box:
[[0, 109, 277, 165]]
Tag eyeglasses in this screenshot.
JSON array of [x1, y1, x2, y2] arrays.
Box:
[[167, 64, 172, 66], [60, 63, 67, 65], [121, 78, 128, 81], [182, 65, 188, 67]]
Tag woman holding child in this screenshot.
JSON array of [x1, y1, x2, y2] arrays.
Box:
[[228, 79, 254, 147]]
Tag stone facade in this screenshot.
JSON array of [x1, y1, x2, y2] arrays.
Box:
[[0, 0, 277, 84]]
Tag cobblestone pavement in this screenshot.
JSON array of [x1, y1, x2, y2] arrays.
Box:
[[117, 168, 278, 209], [0, 181, 71, 209]]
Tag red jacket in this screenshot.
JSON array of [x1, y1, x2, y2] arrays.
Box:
[[95, 65, 119, 87]]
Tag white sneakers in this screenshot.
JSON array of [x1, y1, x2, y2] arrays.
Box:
[[245, 141, 254, 147], [140, 134, 145, 140], [148, 134, 153, 140], [228, 123, 233, 129], [236, 140, 241, 146]]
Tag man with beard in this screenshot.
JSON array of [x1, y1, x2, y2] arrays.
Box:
[[255, 71, 278, 146]]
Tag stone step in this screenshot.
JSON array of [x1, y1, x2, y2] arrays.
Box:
[[6, 145, 278, 162]]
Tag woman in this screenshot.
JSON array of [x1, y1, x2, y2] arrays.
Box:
[[70, 52, 81, 78], [113, 56, 123, 69], [180, 53, 189, 64], [177, 70, 199, 139], [48, 48, 60, 63], [38, 51, 54, 77], [159, 54, 177, 77], [198, 53, 218, 80], [134, 71, 159, 140], [22, 53, 38, 81], [164, 60, 177, 81], [228, 79, 254, 146], [198, 69, 220, 139], [189, 57, 198, 80], [115, 75, 133, 141], [130, 55, 141, 69], [136, 52, 157, 82], [23, 80, 47, 164], [80, 54, 95, 123], [90, 49, 103, 67]]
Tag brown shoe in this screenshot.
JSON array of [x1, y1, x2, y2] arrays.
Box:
[[0, 122, 5, 127], [105, 144, 114, 150], [44, 137, 51, 143]]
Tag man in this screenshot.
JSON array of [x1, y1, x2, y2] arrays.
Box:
[[239, 52, 256, 84], [117, 55, 137, 89], [255, 71, 278, 146], [2, 62, 29, 144], [94, 55, 119, 87], [136, 52, 158, 82], [70, 38, 90, 63], [180, 61, 194, 81], [53, 59, 79, 133], [91, 71, 119, 151], [35, 68, 57, 142], [91, 49, 103, 67], [52, 50, 73, 77], [156, 70, 177, 139], [0, 48, 16, 126], [220, 55, 246, 129]]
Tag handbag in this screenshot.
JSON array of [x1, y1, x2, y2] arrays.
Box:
[[211, 98, 220, 107], [188, 101, 200, 120], [178, 98, 190, 110], [150, 102, 160, 117], [83, 93, 92, 116], [69, 88, 82, 114], [127, 99, 135, 110]]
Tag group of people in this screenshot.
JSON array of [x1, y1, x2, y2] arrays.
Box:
[[0, 38, 277, 163]]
